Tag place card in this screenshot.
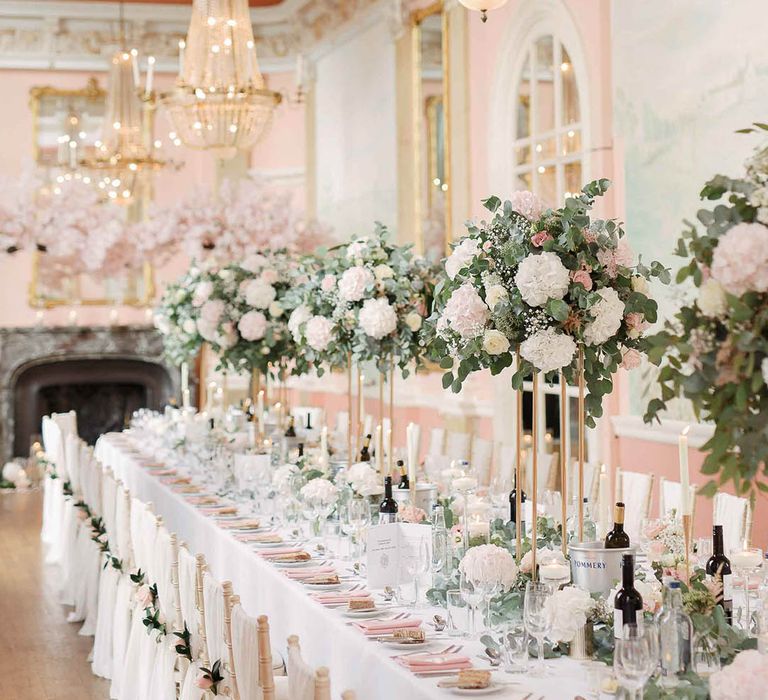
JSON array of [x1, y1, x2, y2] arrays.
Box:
[[366, 523, 431, 589]]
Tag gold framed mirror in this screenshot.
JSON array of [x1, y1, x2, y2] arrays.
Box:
[[411, 1, 451, 261], [28, 78, 155, 309]]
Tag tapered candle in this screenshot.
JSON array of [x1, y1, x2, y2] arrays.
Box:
[[679, 426, 691, 515], [130, 49, 140, 86], [178, 40, 186, 78], [145, 55, 155, 96], [598, 464, 610, 538], [182, 389, 190, 409], [375, 424, 383, 474], [181, 362, 189, 394], [257, 390, 264, 419], [319, 426, 328, 467], [295, 53, 304, 90]]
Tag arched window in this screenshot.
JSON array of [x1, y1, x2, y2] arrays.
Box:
[[512, 34, 585, 203]]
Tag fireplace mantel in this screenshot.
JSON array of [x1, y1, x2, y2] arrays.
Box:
[[0, 325, 183, 460]]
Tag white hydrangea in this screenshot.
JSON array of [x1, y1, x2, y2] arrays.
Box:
[[358, 297, 398, 339], [305, 316, 334, 352], [182, 318, 197, 335], [697, 278, 727, 318], [244, 279, 276, 309], [545, 586, 595, 643], [346, 462, 382, 496], [520, 328, 576, 372], [458, 544, 518, 588], [514, 252, 570, 307], [300, 478, 338, 506], [583, 287, 625, 346], [445, 237, 480, 280], [237, 310, 267, 341], [192, 281, 214, 308], [608, 577, 662, 614], [338, 266, 374, 302], [442, 283, 489, 339]]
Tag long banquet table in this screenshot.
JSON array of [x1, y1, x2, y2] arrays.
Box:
[[95, 431, 594, 700]]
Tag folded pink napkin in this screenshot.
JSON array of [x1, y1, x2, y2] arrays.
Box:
[[310, 591, 371, 604], [397, 653, 472, 672], [217, 519, 261, 530], [153, 470, 179, 478], [200, 506, 238, 516], [185, 495, 220, 504], [353, 617, 422, 635], [255, 547, 302, 556], [284, 567, 337, 580]]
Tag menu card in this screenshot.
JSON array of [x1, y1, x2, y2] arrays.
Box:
[[366, 523, 432, 589]]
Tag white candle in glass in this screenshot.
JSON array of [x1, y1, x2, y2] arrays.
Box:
[[540, 562, 570, 581], [406, 422, 417, 485], [453, 476, 477, 493], [679, 426, 691, 515], [731, 549, 762, 569], [468, 520, 490, 540]]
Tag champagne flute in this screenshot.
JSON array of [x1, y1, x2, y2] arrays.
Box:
[[523, 581, 552, 675]]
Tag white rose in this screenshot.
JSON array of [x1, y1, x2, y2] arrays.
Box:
[[697, 278, 727, 318], [485, 284, 508, 310], [153, 314, 170, 335], [373, 264, 394, 280], [269, 301, 284, 318], [288, 305, 311, 341], [482, 329, 510, 355], [182, 318, 197, 335], [514, 252, 570, 307], [631, 275, 649, 295], [405, 311, 423, 332], [192, 281, 213, 307], [445, 237, 480, 280]]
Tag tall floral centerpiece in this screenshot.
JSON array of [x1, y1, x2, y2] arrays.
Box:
[[645, 126, 768, 497], [287, 224, 435, 464], [428, 180, 668, 555]]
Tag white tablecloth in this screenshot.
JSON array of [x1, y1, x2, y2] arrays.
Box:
[[96, 432, 594, 700]]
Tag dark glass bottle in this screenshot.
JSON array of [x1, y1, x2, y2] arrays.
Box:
[[306, 412, 313, 430], [284, 417, 297, 438], [359, 434, 372, 462], [397, 459, 409, 490], [378, 476, 399, 524], [509, 486, 527, 534], [614, 554, 643, 638], [604, 502, 631, 549], [705, 525, 733, 624], [297, 443, 304, 458]]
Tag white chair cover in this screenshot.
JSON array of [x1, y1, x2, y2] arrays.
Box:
[[65, 434, 82, 495], [92, 565, 120, 679], [659, 478, 697, 519], [427, 427, 445, 456], [287, 638, 315, 700], [203, 572, 226, 664], [470, 437, 493, 486], [231, 604, 259, 700], [617, 469, 654, 543], [713, 492, 749, 555], [178, 547, 203, 659], [52, 409, 78, 438], [109, 487, 133, 699], [444, 431, 471, 462]]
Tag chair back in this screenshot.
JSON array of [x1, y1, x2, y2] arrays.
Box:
[[616, 469, 654, 542], [231, 601, 259, 700], [257, 615, 275, 700], [713, 492, 750, 554], [286, 635, 315, 700], [659, 478, 697, 520], [444, 431, 471, 461], [314, 667, 331, 700], [178, 545, 203, 659], [203, 571, 226, 665], [470, 437, 493, 486], [195, 554, 211, 667], [427, 427, 445, 456], [52, 410, 78, 438]]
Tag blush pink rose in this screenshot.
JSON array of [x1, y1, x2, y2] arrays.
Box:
[[320, 274, 336, 293], [136, 584, 153, 608], [195, 673, 214, 690], [531, 231, 553, 247], [259, 268, 279, 285], [620, 347, 642, 370], [570, 269, 593, 291]]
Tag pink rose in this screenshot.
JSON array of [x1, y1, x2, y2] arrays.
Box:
[[320, 274, 336, 293], [570, 269, 593, 291], [620, 347, 642, 370], [195, 673, 214, 690], [136, 584, 153, 608], [482, 240, 493, 252], [76, 509, 88, 521], [699, 263, 711, 282], [531, 231, 553, 248], [400, 505, 427, 523], [259, 269, 279, 285], [624, 312, 644, 330]]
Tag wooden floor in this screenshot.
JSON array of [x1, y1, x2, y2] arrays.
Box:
[[0, 490, 109, 700]]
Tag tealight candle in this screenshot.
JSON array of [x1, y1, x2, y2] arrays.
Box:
[[539, 562, 571, 581], [467, 520, 490, 541], [452, 476, 478, 493]]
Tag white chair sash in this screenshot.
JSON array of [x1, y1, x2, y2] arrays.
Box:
[[287, 636, 315, 700], [713, 492, 749, 555], [617, 469, 654, 542], [203, 572, 226, 664]]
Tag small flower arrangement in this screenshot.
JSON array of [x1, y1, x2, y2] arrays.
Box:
[[643, 516, 688, 580], [458, 543, 518, 589], [344, 462, 382, 497], [428, 181, 668, 426], [299, 477, 338, 506], [544, 585, 595, 643], [286, 224, 435, 375], [400, 504, 428, 523], [645, 125, 768, 496], [195, 659, 225, 695]]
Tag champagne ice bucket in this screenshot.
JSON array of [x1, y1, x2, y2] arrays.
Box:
[[394, 483, 438, 514], [569, 542, 635, 594]]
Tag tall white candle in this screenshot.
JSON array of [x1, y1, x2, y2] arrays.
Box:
[[679, 426, 691, 515], [182, 388, 191, 410], [359, 373, 365, 426], [206, 381, 216, 414], [598, 464, 610, 537], [145, 56, 155, 96], [406, 422, 417, 485], [295, 53, 304, 89], [130, 49, 140, 86], [320, 426, 329, 467], [181, 361, 189, 394], [178, 40, 186, 78], [257, 390, 264, 418]]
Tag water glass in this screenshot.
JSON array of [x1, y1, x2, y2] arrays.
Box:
[[460, 571, 483, 638], [446, 589, 467, 637], [500, 621, 529, 674], [523, 581, 552, 675]]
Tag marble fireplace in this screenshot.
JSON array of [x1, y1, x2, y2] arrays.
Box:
[[0, 326, 181, 461]]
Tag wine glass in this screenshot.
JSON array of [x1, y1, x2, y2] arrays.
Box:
[[400, 537, 431, 607], [347, 499, 371, 573], [523, 581, 552, 675], [732, 546, 763, 632], [459, 570, 483, 638], [614, 628, 655, 700]]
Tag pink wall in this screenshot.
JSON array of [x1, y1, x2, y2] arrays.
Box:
[[0, 68, 304, 329]]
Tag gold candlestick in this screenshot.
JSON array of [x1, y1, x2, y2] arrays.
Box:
[[577, 348, 585, 542], [515, 350, 523, 564], [531, 371, 540, 581], [682, 513, 692, 584], [559, 372, 568, 557], [347, 353, 353, 465]]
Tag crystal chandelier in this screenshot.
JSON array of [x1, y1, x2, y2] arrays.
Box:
[[83, 50, 165, 203], [160, 0, 281, 160]]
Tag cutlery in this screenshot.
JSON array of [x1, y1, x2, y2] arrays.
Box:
[[432, 614, 447, 631], [392, 644, 460, 658]]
